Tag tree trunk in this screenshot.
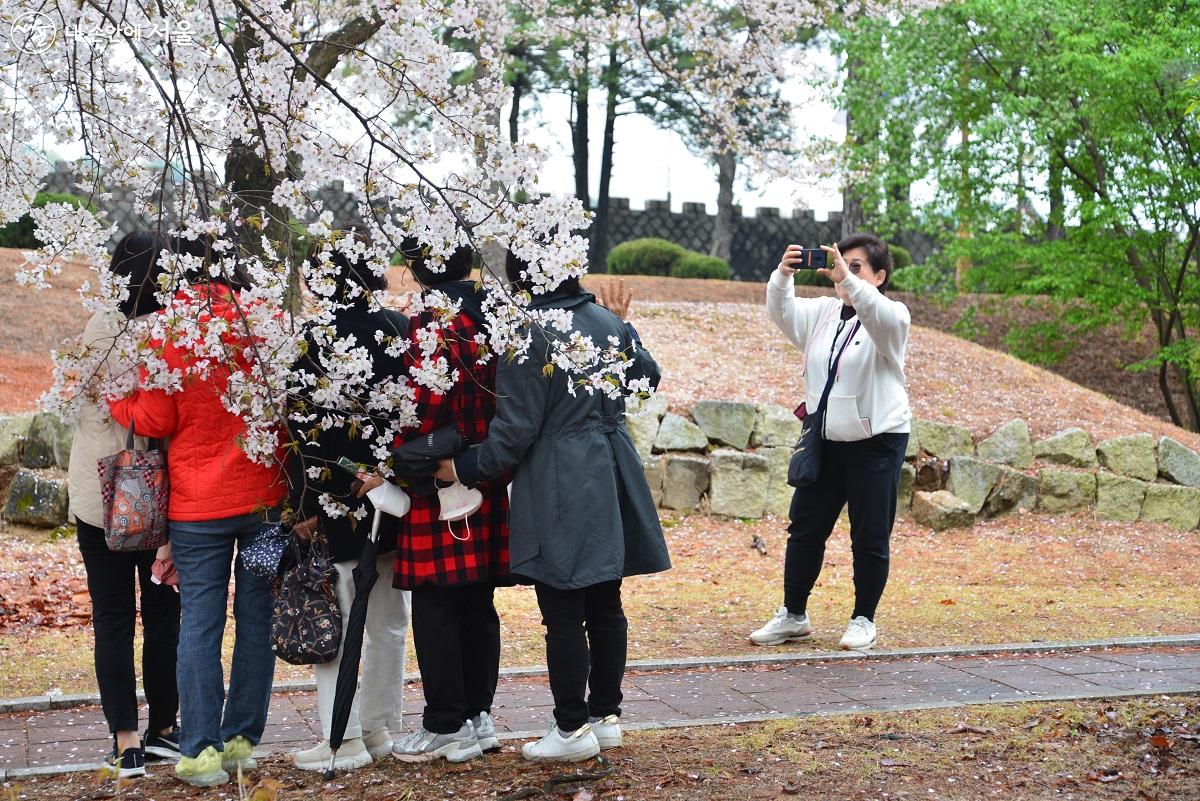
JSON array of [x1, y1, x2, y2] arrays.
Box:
[[884, 122, 912, 233], [954, 59, 973, 291], [1047, 141, 1065, 241], [509, 79, 523, 144], [710, 149, 736, 265], [589, 47, 619, 273], [570, 46, 591, 210]]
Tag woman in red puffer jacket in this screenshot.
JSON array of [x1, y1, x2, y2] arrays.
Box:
[[109, 243, 286, 787]]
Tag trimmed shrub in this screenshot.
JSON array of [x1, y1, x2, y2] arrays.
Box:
[[889, 244, 913, 270], [607, 237, 687, 276], [0, 192, 98, 249], [671, 252, 731, 280]]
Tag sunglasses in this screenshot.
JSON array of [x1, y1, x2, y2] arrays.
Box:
[[846, 260, 866, 275]]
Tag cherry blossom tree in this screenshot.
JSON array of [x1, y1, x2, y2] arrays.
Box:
[[0, 0, 930, 518]]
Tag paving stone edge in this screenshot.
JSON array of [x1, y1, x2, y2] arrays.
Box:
[[3, 633, 1197, 716], [6, 683, 1200, 782]]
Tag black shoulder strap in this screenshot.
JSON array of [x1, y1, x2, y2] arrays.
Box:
[[814, 320, 860, 417]]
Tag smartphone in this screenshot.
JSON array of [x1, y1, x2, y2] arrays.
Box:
[[794, 248, 828, 270], [334, 456, 362, 475]]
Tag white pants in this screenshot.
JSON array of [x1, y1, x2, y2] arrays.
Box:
[[313, 554, 411, 740]]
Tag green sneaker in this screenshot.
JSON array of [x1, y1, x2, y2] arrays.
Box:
[[221, 735, 257, 772], [175, 745, 230, 787]]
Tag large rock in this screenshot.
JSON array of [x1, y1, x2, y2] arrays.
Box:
[[1157, 437, 1200, 487], [904, 434, 918, 460], [1097, 434, 1157, 481], [1033, 428, 1097, 468], [751, 404, 803, 449], [0, 414, 35, 465], [916, 420, 973, 459], [653, 413, 708, 453], [982, 466, 1038, 518], [660, 454, 710, 512], [976, 419, 1033, 468], [21, 412, 73, 470], [761, 446, 794, 518], [946, 456, 1002, 515], [642, 456, 664, 507], [1094, 474, 1147, 523], [692, 401, 759, 450], [625, 396, 668, 460], [3, 469, 69, 527], [1037, 469, 1096, 513], [709, 449, 769, 519], [911, 490, 974, 531], [1140, 484, 1200, 530], [897, 462, 916, 515]]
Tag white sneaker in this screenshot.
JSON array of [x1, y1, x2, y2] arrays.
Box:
[[362, 729, 394, 760], [292, 739, 372, 772], [471, 712, 500, 752], [589, 715, 622, 749], [749, 607, 813, 646], [839, 616, 877, 650], [521, 724, 601, 763], [392, 723, 483, 763]]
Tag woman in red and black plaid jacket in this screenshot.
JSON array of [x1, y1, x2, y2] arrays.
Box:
[[389, 242, 510, 763]]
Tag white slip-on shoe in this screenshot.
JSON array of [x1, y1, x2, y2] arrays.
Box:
[[521, 724, 601, 763], [749, 607, 813, 646], [293, 739, 372, 772], [471, 712, 501, 752], [839, 616, 877, 650], [392, 723, 483, 763], [362, 729, 394, 760], [589, 715, 622, 749]]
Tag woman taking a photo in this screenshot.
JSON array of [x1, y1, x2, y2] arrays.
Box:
[[68, 230, 181, 778], [437, 255, 670, 763], [750, 234, 910, 652]]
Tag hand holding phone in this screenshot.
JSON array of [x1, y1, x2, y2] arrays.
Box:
[[780, 245, 828, 275]]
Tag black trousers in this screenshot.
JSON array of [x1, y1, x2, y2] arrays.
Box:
[[410, 582, 501, 734], [533, 580, 626, 733], [784, 432, 908, 622], [76, 518, 180, 734]]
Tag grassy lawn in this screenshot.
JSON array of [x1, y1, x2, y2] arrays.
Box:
[[3, 510, 1199, 698], [8, 695, 1199, 799]]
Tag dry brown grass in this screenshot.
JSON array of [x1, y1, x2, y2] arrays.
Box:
[[4, 510, 1199, 698], [8, 695, 1199, 800]]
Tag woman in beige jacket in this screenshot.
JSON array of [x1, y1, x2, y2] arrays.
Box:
[[67, 231, 181, 778]]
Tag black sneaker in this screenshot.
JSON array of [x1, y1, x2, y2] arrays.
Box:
[[143, 726, 181, 760], [117, 746, 146, 778]]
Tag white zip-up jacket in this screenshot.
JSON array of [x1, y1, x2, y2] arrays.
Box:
[[766, 268, 912, 442]]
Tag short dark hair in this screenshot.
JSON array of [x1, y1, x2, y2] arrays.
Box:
[[837, 232, 894, 293], [401, 237, 474, 287], [504, 251, 582, 297], [168, 233, 252, 291], [113, 230, 172, 318], [306, 235, 389, 302]]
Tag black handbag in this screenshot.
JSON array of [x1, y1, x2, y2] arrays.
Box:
[[270, 537, 342, 665], [788, 319, 861, 488]]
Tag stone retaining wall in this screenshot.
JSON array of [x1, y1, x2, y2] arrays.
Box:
[[6, 401, 1200, 533]]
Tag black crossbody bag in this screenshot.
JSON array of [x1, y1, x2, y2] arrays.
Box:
[[787, 318, 861, 488]]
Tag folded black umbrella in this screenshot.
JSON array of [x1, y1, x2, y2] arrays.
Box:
[[391, 425, 463, 477]]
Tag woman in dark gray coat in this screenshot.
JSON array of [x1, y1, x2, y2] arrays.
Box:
[[438, 255, 670, 763]]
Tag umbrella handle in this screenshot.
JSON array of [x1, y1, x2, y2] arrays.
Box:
[[369, 508, 381, 543]]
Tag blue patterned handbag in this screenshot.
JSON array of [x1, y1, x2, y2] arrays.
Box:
[[239, 523, 291, 580]]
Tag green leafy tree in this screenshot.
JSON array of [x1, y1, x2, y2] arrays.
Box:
[[836, 0, 1200, 428]]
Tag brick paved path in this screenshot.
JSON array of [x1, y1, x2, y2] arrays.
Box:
[[3, 646, 1198, 778]]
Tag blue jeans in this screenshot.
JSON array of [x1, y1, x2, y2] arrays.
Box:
[[170, 513, 278, 758]]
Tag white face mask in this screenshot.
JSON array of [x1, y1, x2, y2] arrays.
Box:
[[438, 481, 483, 522]]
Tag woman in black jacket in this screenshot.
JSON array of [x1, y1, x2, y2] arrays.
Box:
[[437, 255, 671, 763], [286, 240, 412, 772]]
